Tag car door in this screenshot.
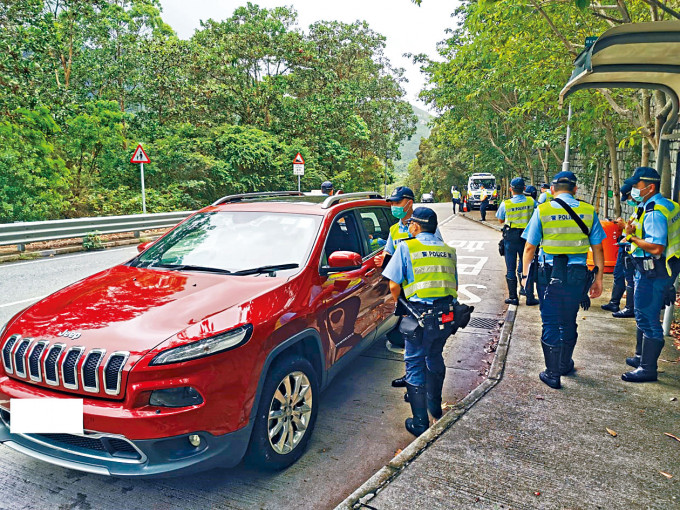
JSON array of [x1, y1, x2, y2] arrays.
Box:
[[316, 210, 378, 364], [355, 207, 396, 326]]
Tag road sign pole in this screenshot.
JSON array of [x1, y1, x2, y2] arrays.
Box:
[[298, 174, 301, 193], [140, 162, 147, 214]]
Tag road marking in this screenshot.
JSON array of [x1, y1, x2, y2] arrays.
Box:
[[448, 240, 489, 252], [0, 246, 136, 269], [457, 256, 488, 276], [0, 296, 46, 308], [457, 284, 486, 304]]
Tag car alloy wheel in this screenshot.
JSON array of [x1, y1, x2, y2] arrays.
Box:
[[267, 370, 313, 455]]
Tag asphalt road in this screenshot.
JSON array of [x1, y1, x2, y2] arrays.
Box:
[[0, 203, 507, 509]]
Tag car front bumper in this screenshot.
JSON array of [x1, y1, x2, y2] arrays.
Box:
[[0, 405, 252, 477]]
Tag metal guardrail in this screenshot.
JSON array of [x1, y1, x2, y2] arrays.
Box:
[[0, 211, 193, 249]]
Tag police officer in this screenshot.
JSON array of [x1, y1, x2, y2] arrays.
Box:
[[321, 181, 334, 196], [496, 177, 538, 306], [479, 187, 490, 221], [383, 207, 458, 435], [451, 185, 462, 213], [601, 182, 636, 318], [521, 171, 605, 389], [376, 186, 443, 389], [537, 182, 553, 204], [620, 167, 680, 382]]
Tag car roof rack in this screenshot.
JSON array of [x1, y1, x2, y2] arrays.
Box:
[[321, 192, 384, 209], [212, 191, 305, 206]]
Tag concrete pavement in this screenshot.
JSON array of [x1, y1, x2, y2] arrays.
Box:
[[343, 215, 680, 509]]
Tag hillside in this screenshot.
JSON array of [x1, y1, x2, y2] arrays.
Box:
[[394, 105, 432, 178]]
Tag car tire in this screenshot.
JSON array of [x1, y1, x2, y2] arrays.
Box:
[[246, 355, 319, 470]]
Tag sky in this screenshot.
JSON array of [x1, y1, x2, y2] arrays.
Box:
[[158, 0, 462, 110]]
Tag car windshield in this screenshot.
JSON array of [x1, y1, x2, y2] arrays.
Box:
[[132, 211, 321, 276], [471, 179, 495, 189]]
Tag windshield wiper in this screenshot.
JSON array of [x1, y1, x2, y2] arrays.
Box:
[[230, 263, 299, 276], [150, 263, 233, 275]]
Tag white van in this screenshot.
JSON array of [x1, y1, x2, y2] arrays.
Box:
[[466, 173, 498, 209]]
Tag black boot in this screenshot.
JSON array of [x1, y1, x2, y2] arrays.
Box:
[[560, 340, 576, 376], [405, 383, 429, 436], [391, 375, 407, 387], [613, 286, 635, 318], [622, 336, 664, 383], [601, 282, 625, 312], [425, 368, 445, 419], [539, 341, 562, 389], [505, 277, 519, 305], [625, 328, 643, 368]]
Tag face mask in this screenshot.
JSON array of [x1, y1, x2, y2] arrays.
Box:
[[630, 186, 646, 203], [391, 206, 407, 219]]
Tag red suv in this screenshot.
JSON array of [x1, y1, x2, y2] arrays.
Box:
[[0, 192, 399, 476]]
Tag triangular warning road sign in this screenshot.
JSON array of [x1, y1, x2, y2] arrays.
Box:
[[130, 144, 150, 164], [293, 152, 305, 164]]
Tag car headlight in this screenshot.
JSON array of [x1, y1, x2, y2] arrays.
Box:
[[150, 324, 253, 366]]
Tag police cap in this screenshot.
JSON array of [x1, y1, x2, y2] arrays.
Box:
[[619, 181, 633, 198], [623, 166, 661, 187], [540, 182, 550, 190], [410, 207, 438, 231], [387, 186, 415, 202], [510, 177, 525, 190], [525, 185, 537, 194], [321, 180, 333, 191], [551, 171, 578, 185]]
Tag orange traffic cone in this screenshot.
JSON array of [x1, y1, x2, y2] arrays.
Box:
[[462, 198, 468, 212]]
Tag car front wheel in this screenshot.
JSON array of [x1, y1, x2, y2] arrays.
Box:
[[246, 356, 319, 470]]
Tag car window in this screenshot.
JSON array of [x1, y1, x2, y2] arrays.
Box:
[[322, 212, 363, 264], [134, 211, 321, 276], [357, 208, 390, 255]]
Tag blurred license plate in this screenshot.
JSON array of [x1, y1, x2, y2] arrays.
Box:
[[10, 398, 83, 434]]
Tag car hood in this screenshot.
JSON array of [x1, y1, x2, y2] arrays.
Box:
[[7, 265, 286, 354]]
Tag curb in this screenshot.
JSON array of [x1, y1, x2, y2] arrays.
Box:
[[335, 304, 517, 510], [458, 212, 503, 232]]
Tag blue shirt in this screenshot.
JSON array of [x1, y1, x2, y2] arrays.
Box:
[[384, 219, 443, 255], [521, 193, 606, 266], [496, 194, 528, 221], [537, 191, 551, 205], [382, 232, 458, 304], [631, 192, 670, 258]]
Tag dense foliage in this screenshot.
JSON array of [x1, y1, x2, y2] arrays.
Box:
[[410, 1, 680, 215], [0, 1, 416, 222]]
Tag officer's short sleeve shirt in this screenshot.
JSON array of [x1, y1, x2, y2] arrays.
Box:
[[382, 232, 457, 304], [521, 193, 606, 266], [632, 192, 669, 257], [537, 192, 548, 205]]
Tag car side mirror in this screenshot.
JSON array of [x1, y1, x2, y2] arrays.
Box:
[[137, 241, 152, 253], [320, 251, 362, 275]]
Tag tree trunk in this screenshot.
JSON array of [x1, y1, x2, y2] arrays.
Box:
[[603, 161, 610, 219], [590, 161, 600, 205], [604, 121, 621, 218], [641, 137, 650, 167]]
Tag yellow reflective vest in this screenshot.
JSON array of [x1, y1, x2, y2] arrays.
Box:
[[538, 200, 595, 255], [389, 221, 411, 251], [632, 199, 680, 273], [452, 190, 461, 199], [504, 197, 535, 229], [402, 239, 458, 300]]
